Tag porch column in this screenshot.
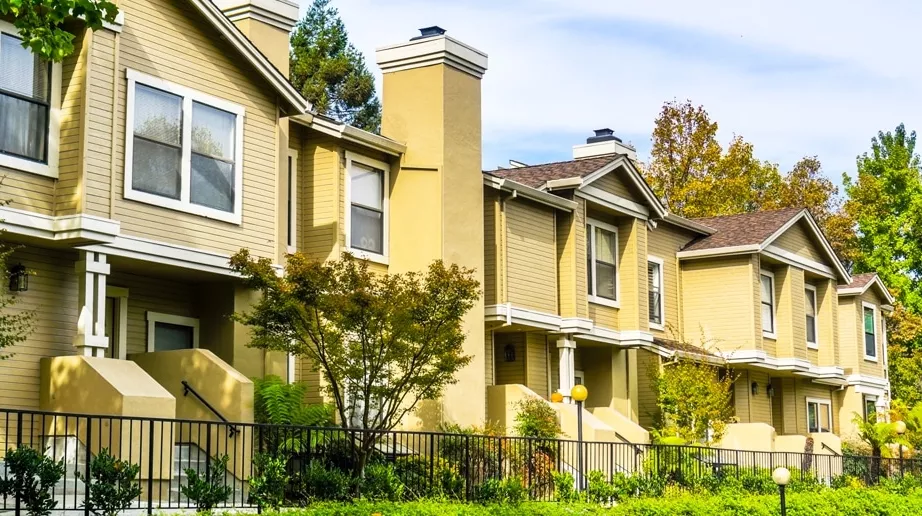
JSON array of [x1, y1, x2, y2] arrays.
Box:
[[74, 251, 110, 357], [557, 338, 576, 403]]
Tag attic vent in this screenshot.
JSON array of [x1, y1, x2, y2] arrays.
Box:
[[587, 128, 623, 144], [412, 26, 447, 40]]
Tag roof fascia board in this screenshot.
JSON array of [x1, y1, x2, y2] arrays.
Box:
[[484, 177, 577, 211], [576, 185, 649, 220], [762, 209, 851, 282], [544, 177, 583, 191], [676, 244, 761, 259], [661, 213, 715, 235], [837, 275, 895, 305], [761, 245, 837, 279], [292, 114, 406, 156], [578, 156, 668, 218], [188, 0, 310, 113]]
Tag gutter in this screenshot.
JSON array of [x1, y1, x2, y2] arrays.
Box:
[[483, 176, 577, 211], [291, 114, 407, 156]]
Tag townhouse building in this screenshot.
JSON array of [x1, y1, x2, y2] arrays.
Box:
[[0, 0, 890, 463]]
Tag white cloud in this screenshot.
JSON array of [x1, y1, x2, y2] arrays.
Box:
[[304, 0, 922, 182]]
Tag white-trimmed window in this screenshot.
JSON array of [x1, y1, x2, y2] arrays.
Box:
[[760, 270, 776, 338], [125, 69, 244, 224], [146, 311, 200, 352], [806, 397, 832, 433], [286, 148, 298, 254], [648, 256, 664, 329], [0, 20, 61, 178], [805, 284, 818, 349], [345, 151, 389, 264], [863, 395, 878, 421], [863, 302, 878, 361], [587, 218, 619, 307]]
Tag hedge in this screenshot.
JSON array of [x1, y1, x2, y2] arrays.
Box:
[[272, 487, 922, 515]]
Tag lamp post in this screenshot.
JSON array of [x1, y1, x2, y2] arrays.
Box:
[[571, 384, 588, 491], [896, 420, 907, 477], [773, 467, 791, 516]]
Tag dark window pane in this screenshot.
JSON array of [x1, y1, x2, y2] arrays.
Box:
[[806, 317, 816, 343], [0, 33, 49, 100], [191, 154, 234, 212], [132, 137, 181, 199], [351, 205, 383, 254], [153, 322, 194, 351], [596, 262, 616, 300], [0, 94, 47, 161], [865, 333, 876, 357]]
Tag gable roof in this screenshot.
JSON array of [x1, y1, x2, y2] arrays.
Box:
[[838, 273, 895, 305], [677, 207, 851, 282], [485, 154, 667, 218], [189, 0, 310, 113]]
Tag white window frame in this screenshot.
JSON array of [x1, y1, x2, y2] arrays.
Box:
[[647, 255, 665, 331], [863, 395, 878, 421], [286, 147, 298, 254], [805, 284, 818, 349], [587, 218, 620, 308], [344, 150, 390, 265], [0, 20, 62, 178], [862, 301, 878, 362], [806, 397, 832, 433], [760, 269, 776, 339], [124, 69, 245, 225], [145, 311, 200, 352], [287, 353, 296, 384], [105, 286, 129, 360]]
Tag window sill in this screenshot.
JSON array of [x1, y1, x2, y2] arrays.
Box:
[[0, 154, 57, 179], [762, 331, 777, 340], [649, 322, 665, 332], [807, 342, 819, 350], [346, 247, 389, 266], [864, 355, 879, 363], [589, 295, 619, 309], [125, 189, 241, 225]]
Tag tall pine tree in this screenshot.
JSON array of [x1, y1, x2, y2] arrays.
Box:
[[289, 0, 381, 133]]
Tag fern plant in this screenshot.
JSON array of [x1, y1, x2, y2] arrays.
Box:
[[254, 375, 334, 452]]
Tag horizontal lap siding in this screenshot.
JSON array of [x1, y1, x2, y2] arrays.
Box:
[[589, 171, 632, 198], [505, 199, 557, 314], [82, 29, 117, 217], [773, 221, 824, 263], [858, 290, 886, 378], [681, 256, 756, 351], [525, 333, 548, 398], [636, 349, 660, 429], [484, 190, 498, 306], [0, 247, 79, 410], [837, 298, 859, 373], [298, 133, 340, 262], [647, 224, 695, 338], [105, 0, 280, 259], [107, 270, 197, 356], [795, 380, 834, 435], [494, 333, 525, 386], [574, 199, 588, 317], [54, 28, 90, 215]]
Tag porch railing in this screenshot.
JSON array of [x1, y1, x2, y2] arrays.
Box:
[[0, 407, 917, 513]]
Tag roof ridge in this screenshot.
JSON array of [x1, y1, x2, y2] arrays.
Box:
[[484, 153, 619, 174], [691, 206, 804, 223]]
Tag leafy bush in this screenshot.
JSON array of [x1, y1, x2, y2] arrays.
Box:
[[552, 471, 578, 502], [290, 461, 353, 503], [512, 397, 561, 439], [438, 424, 503, 488], [0, 446, 66, 516], [254, 375, 334, 454], [76, 448, 142, 516], [585, 470, 614, 504], [362, 463, 404, 501], [393, 455, 463, 500], [247, 453, 288, 511], [473, 477, 526, 505], [179, 454, 233, 513]]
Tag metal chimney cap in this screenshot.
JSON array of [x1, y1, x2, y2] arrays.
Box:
[[587, 128, 622, 144], [411, 26, 447, 40]]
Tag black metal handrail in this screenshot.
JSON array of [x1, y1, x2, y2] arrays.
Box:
[[181, 380, 239, 437], [821, 442, 841, 456], [614, 431, 645, 455]]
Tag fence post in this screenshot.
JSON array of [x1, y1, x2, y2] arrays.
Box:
[[527, 438, 533, 496], [497, 436, 503, 481], [464, 435, 471, 501], [15, 413, 22, 515], [84, 417, 92, 516], [147, 419, 155, 514], [428, 434, 435, 494], [206, 423, 213, 482]]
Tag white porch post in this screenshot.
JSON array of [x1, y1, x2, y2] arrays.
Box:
[[74, 251, 110, 357], [557, 338, 576, 403]]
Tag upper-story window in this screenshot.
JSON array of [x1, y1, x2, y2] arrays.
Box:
[[587, 219, 618, 307], [124, 69, 244, 224], [648, 256, 664, 329], [760, 270, 776, 338], [0, 22, 60, 178], [863, 303, 877, 361], [345, 151, 389, 264], [805, 285, 818, 349]]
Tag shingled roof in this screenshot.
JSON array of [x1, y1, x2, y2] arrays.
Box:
[[842, 273, 877, 290], [682, 207, 804, 252], [485, 155, 620, 188]]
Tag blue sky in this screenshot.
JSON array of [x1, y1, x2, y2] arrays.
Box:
[[299, 0, 922, 186]]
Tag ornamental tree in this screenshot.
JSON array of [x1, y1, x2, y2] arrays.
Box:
[[230, 250, 479, 476], [0, 0, 118, 61]]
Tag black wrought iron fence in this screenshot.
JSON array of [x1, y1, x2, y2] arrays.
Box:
[[0, 407, 918, 513]]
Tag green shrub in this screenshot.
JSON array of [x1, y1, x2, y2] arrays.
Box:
[[552, 471, 578, 502], [585, 470, 614, 504], [437, 424, 503, 487], [0, 446, 66, 516], [291, 461, 353, 503], [76, 448, 142, 516], [247, 453, 288, 511], [393, 455, 463, 500], [362, 463, 404, 501], [473, 477, 527, 505], [512, 397, 561, 439], [179, 454, 233, 513]]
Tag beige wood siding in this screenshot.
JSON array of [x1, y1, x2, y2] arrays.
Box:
[[91, 0, 283, 259], [556, 207, 577, 317], [484, 330, 494, 387], [795, 380, 835, 435], [82, 29, 117, 217], [749, 370, 773, 425], [647, 223, 695, 337], [494, 333, 526, 385], [773, 220, 824, 263], [297, 132, 341, 262], [589, 170, 632, 198], [53, 27, 91, 216], [484, 190, 499, 306], [858, 290, 887, 378], [505, 198, 557, 314], [636, 349, 660, 429], [524, 333, 549, 398], [680, 255, 757, 352], [574, 198, 588, 318], [0, 247, 79, 410], [837, 297, 859, 373], [295, 356, 325, 405]]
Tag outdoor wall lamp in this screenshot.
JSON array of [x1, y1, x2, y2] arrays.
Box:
[[767, 384, 775, 398], [751, 382, 759, 396], [504, 344, 516, 362], [8, 264, 27, 292]]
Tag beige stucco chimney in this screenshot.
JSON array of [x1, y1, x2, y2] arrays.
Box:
[[213, 0, 298, 77], [573, 128, 637, 161]]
